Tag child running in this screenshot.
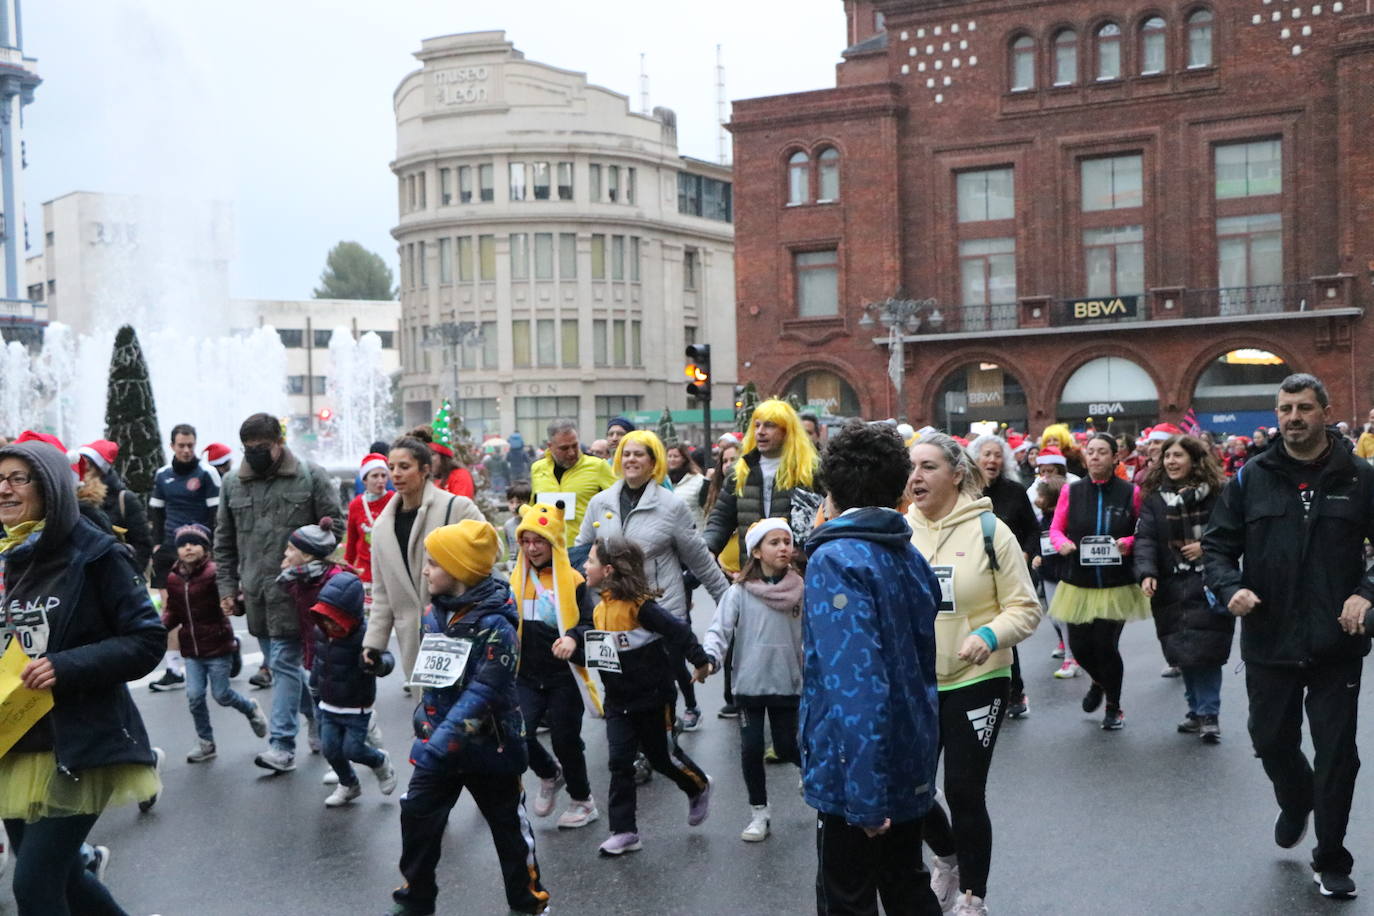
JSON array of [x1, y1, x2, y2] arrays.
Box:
[[552, 535, 714, 857], [162, 523, 267, 762], [510, 501, 602, 828], [306, 570, 398, 806], [702, 518, 804, 842], [388, 519, 549, 916]]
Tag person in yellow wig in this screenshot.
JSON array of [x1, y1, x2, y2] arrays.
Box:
[[702, 398, 822, 718], [509, 499, 602, 830], [1039, 423, 1086, 478]]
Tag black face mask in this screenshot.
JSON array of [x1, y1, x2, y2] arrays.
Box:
[[171, 457, 199, 475], [243, 445, 275, 474]]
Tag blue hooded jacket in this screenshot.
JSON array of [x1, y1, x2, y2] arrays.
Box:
[[800, 507, 941, 829], [409, 575, 528, 774]]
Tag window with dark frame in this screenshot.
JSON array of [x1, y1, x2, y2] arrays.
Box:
[[1096, 23, 1123, 80], [794, 249, 839, 317], [1140, 16, 1167, 74], [1011, 35, 1036, 91], [1187, 10, 1214, 68], [1054, 29, 1078, 85]]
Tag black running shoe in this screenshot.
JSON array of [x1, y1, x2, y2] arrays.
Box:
[[717, 703, 740, 719], [1101, 705, 1124, 730], [1275, 808, 1310, 849], [1314, 871, 1357, 899], [1081, 683, 1104, 714], [148, 670, 185, 692]]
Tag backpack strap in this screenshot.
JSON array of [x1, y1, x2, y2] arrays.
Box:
[[118, 488, 128, 522], [980, 511, 1000, 572], [444, 495, 457, 526]]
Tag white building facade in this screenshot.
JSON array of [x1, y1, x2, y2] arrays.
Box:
[[392, 31, 737, 446]]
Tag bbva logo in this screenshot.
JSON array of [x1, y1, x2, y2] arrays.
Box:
[[1073, 298, 1130, 319]]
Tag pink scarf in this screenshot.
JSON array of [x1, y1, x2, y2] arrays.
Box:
[[742, 568, 804, 613]]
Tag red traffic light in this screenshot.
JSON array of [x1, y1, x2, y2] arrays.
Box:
[[317, 407, 334, 422]]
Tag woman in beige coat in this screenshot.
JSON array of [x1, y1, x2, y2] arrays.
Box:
[[361, 436, 484, 683]]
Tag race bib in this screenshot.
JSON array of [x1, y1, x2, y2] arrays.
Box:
[[536, 492, 578, 521], [1040, 535, 1054, 557], [931, 565, 957, 614], [1080, 536, 1122, 566], [583, 631, 623, 673], [409, 634, 474, 688], [3, 605, 50, 658]]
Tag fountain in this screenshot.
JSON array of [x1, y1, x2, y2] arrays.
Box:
[[320, 326, 393, 462]]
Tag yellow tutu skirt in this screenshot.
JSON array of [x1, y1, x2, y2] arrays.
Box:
[[1049, 582, 1151, 625], [0, 752, 161, 823]]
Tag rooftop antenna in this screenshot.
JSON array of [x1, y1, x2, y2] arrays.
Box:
[[716, 44, 728, 165], [639, 52, 650, 115]]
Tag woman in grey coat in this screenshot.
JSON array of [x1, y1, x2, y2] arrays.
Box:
[[576, 430, 729, 727]]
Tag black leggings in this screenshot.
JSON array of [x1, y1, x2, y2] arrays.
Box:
[[923, 676, 1010, 899], [4, 813, 127, 916], [738, 702, 800, 806], [1067, 619, 1127, 706]]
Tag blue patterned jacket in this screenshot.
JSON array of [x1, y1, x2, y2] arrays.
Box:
[[800, 507, 941, 829]]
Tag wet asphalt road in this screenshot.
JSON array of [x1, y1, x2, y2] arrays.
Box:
[[6, 596, 1374, 916]]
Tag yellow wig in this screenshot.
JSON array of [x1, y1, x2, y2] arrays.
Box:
[[613, 429, 668, 485], [1039, 423, 1074, 452], [735, 399, 818, 495]]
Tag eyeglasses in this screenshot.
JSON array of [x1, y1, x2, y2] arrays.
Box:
[[0, 472, 33, 489]]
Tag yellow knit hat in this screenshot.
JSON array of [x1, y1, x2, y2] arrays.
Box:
[[424, 519, 500, 586], [515, 501, 568, 552]]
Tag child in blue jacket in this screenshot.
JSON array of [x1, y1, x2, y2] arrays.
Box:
[[307, 570, 396, 807], [801, 420, 944, 916], [388, 519, 549, 916]]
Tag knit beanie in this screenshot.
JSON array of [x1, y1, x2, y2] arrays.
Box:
[[289, 517, 338, 559], [515, 500, 568, 552], [425, 519, 500, 586], [606, 415, 635, 435], [174, 523, 212, 550]]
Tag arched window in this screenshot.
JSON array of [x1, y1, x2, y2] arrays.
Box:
[[1187, 9, 1214, 68], [1054, 29, 1078, 85], [1140, 16, 1167, 74], [787, 151, 810, 205], [1096, 23, 1122, 80], [817, 148, 840, 202], [1010, 35, 1036, 91]]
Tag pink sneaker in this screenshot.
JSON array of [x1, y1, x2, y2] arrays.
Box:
[[598, 832, 642, 856], [1054, 659, 1080, 679]]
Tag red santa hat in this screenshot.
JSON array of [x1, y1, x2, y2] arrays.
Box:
[[15, 430, 80, 478], [202, 442, 232, 467], [1148, 423, 1184, 442], [359, 452, 389, 478], [78, 439, 120, 474], [428, 442, 454, 459], [1036, 445, 1068, 466]]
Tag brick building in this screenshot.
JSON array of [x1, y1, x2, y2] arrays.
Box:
[[729, 0, 1374, 436]]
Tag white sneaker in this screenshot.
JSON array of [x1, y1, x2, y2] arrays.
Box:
[[1053, 660, 1080, 679], [556, 798, 600, 829], [246, 700, 268, 738], [372, 750, 398, 795], [951, 892, 988, 916], [324, 783, 362, 807], [322, 769, 340, 786], [533, 770, 565, 818], [254, 747, 296, 773], [186, 739, 217, 763], [930, 854, 961, 912], [740, 804, 770, 842]]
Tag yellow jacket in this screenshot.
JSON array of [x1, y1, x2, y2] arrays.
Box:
[[1357, 432, 1374, 460], [528, 452, 617, 523], [906, 494, 1042, 688]]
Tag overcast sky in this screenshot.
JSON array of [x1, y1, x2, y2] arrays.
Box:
[[24, 1, 846, 300]]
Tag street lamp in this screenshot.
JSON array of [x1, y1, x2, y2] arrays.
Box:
[[423, 321, 485, 416], [859, 296, 937, 422]]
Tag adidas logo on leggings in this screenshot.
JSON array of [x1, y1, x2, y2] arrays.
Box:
[[966, 700, 1002, 748]]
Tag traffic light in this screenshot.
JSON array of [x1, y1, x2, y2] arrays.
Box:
[[734, 384, 746, 410], [317, 407, 334, 423], [685, 344, 712, 403]]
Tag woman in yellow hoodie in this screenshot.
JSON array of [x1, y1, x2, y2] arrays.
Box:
[[906, 432, 1041, 916]]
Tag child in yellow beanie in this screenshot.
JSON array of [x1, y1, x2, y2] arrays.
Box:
[[386, 518, 550, 916], [510, 501, 602, 829]]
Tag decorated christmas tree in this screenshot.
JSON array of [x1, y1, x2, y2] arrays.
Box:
[[656, 407, 677, 446], [431, 400, 455, 448], [104, 325, 165, 495], [734, 381, 761, 433], [434, 399, 501, 522]]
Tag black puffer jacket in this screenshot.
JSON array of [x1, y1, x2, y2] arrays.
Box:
[[0, 442, 164, 773], [1135, 486, 1233, 668], [309, 572, 394, 709], [703, 450, 823, 556], [983, 474, 1040, 560], [1203, 432, 1374, 667]]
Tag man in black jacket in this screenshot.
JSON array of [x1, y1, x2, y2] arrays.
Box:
[[1203, 373, 1374, 901]]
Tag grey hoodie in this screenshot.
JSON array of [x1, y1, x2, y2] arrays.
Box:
[[703, 572, 804, 701]]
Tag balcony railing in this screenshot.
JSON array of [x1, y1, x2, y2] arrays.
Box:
[[932, 301, 1020, 334], [1176, 283, 1308, 319], [0, 297, 47, 326]]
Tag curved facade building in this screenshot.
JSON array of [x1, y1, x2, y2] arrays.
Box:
[[392, 31, 736, 446]]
